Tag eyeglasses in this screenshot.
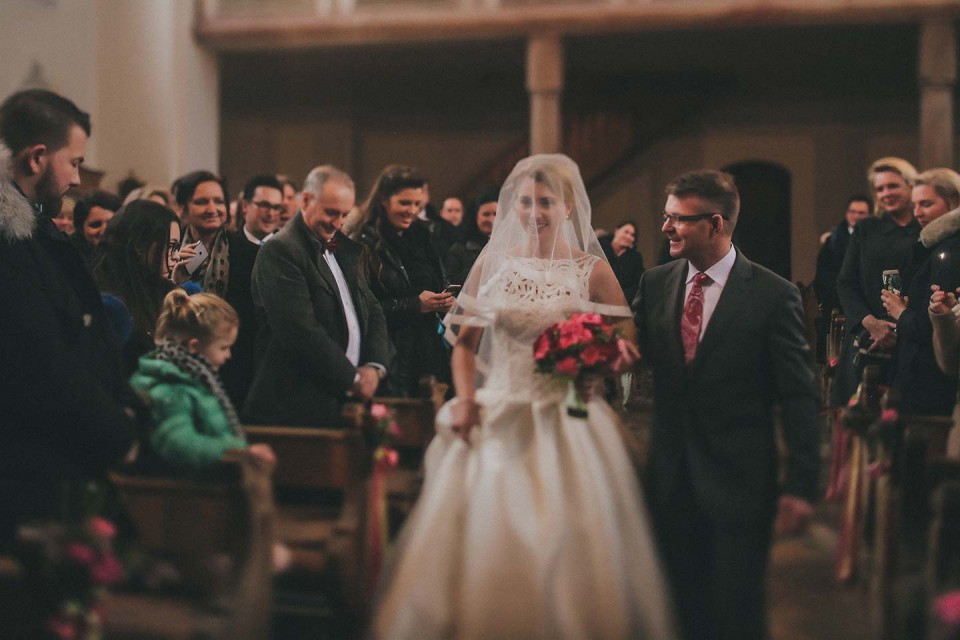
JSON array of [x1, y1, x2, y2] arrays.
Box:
[[662, 212, 726, 225], [249, 200, 286, 213], [167, 240, 182, 257]]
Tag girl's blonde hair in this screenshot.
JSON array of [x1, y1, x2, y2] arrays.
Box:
[[155, 289, 238, 344]]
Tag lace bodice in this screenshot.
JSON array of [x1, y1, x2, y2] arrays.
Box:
[[476, 254, 599, 400]]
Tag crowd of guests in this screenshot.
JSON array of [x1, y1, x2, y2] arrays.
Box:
[[813, 157, 960, 447]]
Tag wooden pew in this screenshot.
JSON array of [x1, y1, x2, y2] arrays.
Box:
[[104, 450, 275, 640], [866, 410, 953, 640], [926, 460, 960, 640], [242, 425, 373, 633], [341, 377, 448, 528]]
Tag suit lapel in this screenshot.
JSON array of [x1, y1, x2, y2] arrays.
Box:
[[662, 260, 688, 369], [693, 251, 752, 366], [293, 216, 339, 295]]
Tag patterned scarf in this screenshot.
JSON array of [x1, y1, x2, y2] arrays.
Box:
[[183, 227, 230, 298], [153, 339, 244, 438]]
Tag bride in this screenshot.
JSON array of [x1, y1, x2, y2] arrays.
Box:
[[370, 154, 675, 639]]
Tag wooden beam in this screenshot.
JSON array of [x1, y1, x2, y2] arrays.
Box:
[[195, 0, 960, 51]]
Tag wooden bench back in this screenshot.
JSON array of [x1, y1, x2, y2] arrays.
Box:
[[244, 426, 369, 492]]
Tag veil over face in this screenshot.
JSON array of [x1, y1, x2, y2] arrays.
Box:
[[444, 154, 632, 382]]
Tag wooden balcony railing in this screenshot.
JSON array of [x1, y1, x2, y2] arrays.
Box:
[[196, 0, 960, 50]]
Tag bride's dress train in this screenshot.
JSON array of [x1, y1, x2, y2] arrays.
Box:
[[371, 255, 674, 639]]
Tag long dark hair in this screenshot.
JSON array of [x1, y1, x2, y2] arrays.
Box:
[[94, 200, 178, 340], [358, 165, 427, 272]]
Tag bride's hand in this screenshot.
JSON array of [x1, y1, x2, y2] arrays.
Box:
[[450, 397, 481, 444]]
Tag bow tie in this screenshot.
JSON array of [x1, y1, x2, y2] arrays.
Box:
[[321, 236, 338, 254]]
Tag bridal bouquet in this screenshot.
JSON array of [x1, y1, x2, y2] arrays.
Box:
[[533, 312, 625, 418]]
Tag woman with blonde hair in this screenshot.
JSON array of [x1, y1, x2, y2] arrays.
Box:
[[883, 167, 960, 415]]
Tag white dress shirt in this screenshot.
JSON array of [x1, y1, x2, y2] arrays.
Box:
[[684, 245, 736, 343], [243, 226, 274, 246], [321, 248, 362, 366]]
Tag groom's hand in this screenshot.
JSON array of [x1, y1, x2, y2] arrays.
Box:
[[774, 494, 814, 536]]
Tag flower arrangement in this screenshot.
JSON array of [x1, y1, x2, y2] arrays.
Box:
[[533, 312, 626, 417], [18, 515, 125, 640], [363, 403, 401, 594]]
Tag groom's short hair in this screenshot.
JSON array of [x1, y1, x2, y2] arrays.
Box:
[[665, 170, 740, 232]]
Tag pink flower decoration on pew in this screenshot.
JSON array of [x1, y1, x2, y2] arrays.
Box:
[[935, 591, 960, 628], [371, 403, 388, 420], [880, 408, 899, 423]]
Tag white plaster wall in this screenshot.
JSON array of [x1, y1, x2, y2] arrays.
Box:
[[0, 0, 99, 156], [0, 0, 218, 189]]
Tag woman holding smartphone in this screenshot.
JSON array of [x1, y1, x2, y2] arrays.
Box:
[[172, 170, 230, 298], [353, 165, 453, 397], [882, 168, 960, 415]]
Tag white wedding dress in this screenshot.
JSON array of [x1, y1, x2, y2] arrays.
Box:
[[371, 255, 675, 640]]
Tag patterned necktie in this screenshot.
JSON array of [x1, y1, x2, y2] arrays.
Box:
[[681, 272, 709, 364]]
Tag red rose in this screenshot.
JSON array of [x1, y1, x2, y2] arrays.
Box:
[[87, 516, 116, 541], [556, 356, 580, 376], [91, 553, 124, 585], [533, 333, 552, 360], [580, 345, 602, 366], [558, 323, 592, 349]]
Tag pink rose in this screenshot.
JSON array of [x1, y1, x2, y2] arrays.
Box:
[[87, 516, 116, 541], [385, 449, 399, 467], [370, 403, 388, 420], [388, 421, 401, 436], [66, 543, 96, 567], [91, 553, 124, 585], [935, 591, 960, 627], [556, 356, 580, 377], [47, 614, 80, 640], [533, 333, 552, 360], [558, 323, 591, 350], [881, 408, 899, 423], [580, 345, 602, 367]]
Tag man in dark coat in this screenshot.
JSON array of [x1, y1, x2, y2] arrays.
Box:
[[812, 194, 871, 362], [0, 90, 136, 547], [632, 170, 819, 640], [244, 165, 389, 426], [221, 174, 283, 405]]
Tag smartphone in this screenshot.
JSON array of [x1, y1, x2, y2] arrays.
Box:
[[881, 269, 902, 294], [443, 284, 462, 295], [185, 241, 209, 275]]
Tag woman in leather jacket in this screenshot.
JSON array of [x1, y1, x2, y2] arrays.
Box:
[[353, 165, 453, 396]]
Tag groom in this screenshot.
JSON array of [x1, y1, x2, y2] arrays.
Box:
[[632, 170, 819, 640]]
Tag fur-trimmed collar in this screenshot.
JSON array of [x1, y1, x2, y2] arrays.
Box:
[[0, 144, 37, 242], [920, 206, 960, 248]]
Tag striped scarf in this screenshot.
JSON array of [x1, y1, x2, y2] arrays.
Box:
[[153, 339, 243, 438]]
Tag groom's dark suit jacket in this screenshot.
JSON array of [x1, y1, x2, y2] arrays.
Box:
[[243, 213, 389, 426], [633, 250, 819, 523]]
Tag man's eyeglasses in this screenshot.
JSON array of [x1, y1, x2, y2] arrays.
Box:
[[167, 241, 182, 258], [662, 212, 727, 225], [249, 200, 286, 213]]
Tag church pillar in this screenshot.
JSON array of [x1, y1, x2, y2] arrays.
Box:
[[918, 20, 956, 169], [526, 34, 564, 155]]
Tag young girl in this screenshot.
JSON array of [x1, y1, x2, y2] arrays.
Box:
[[131, 289, 275, 470]]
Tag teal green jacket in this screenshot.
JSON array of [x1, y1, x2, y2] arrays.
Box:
[[130, 356, 247, 470]]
